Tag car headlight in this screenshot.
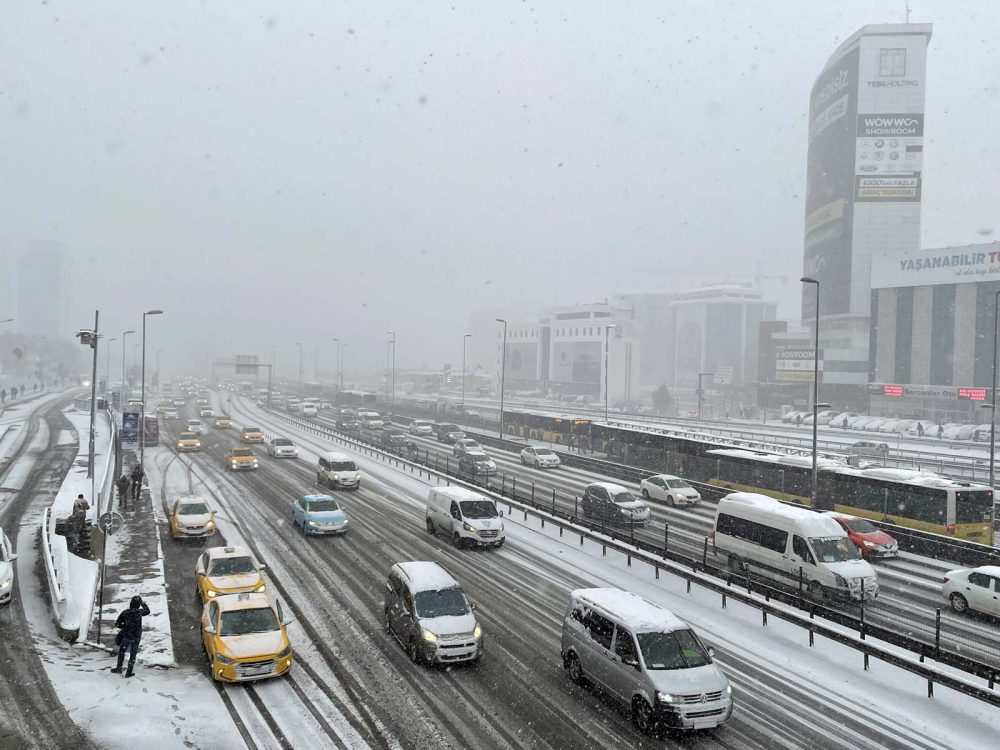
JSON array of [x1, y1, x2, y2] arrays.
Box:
[[206, 520, 215, 530], [833, 572, 847, 586], [862, 540, 875, 547], [214, 653, 236, 665], [0, 578, 11, 589], [620, 508, 630, 515], [341, 518, 349, 524], [206, 590, 217, 598], [724, 684, 733, 696], [308, 521, 316, 526], [255, 584, 266, 593], [498, 523, 504, 532], [231, 462, 238, 468], [657, 691, 682, 704], [277, 644, 292, 659], [422, 629, 438, 643], [463, 522, 477, 532], [474, 624, 482, 638], [252, 460, 258, 466], [332, 473, 340, 479]]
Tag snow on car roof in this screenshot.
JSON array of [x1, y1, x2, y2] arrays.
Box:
[[572, 588, 686, 633], [588, 481, 631, 494], [974, 566, 1000, 577], [396, 561, 460, 593], [321, 451, 353, 462], [432, 486, 486, 501], [176, 495, 208, 505], [649, 474, 682, 481], [720, 493, 846, 537], [214, 592, 272, 612], [207, 545, 253, 560]]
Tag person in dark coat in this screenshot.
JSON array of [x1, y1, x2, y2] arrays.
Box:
[[116, 474, 131, 510], [66, 505, 86, 553], [112, 595, 150, 677], [130, 465, 144, 500]]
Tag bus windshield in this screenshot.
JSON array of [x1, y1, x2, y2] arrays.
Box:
[[956, 491, 994, 524]]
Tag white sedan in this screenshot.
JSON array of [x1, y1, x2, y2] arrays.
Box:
[[187, 419, 206, 434], [943, 566, 1000, 617], [0, 528, 16, 606], [639, 475, 701, 507], [266, 437, 299, 458], [409, 420, 435, 436], [519, 446, 561, 468]]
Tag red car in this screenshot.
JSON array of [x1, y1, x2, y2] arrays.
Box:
[[825, 513, 898, 559]]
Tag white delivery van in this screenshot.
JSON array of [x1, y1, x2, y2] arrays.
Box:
[[713, 492, 878, 601], [425, 486, 505, 549], [317, 451, 361, 490]]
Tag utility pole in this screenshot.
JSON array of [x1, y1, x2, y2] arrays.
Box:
[[387, 332, 395, 415], [462, 334, 471, 412], [604, 324, 618, 423], [140, 309, 163, 475], [496, 319, 507, 437]]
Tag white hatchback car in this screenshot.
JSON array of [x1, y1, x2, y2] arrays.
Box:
[[943, 566, 1000, 617], [520, 446, 561, 469], [187, 419, 206, 434], [639, 475, 701, 507], [0, 528, 17, 606]]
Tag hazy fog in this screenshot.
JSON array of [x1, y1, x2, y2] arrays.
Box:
[[2, 1, 997, 379]]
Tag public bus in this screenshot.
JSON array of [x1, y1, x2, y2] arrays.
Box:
[[338, 390, 378, 408]]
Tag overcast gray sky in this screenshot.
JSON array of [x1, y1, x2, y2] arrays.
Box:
[[2, 1, 997, 381]]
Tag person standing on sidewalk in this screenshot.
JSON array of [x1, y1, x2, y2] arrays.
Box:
[[65, 504, 86, 553], [74, 493, 90, 514], [116, 474, 131, 510], [130, 465, 144, 501], [111, 595, 150, 678]]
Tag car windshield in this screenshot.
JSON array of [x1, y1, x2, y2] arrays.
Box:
[[219, 607, 279, 636], [845, 518, 878, 534], [415, 421, 430, 427], [180, 433, 198, 439], [330, 461, 357, 471], [460, 500, 498, 519], [189, 421, 202, 427], [178, 503, 209, 515], [535, 448, 553, 456], [306, 498, 340, 512], [232, 449, 253, 457], [414, 588, 469, 618], [810, 536, 860, 562], [665, 479, 691, 489], [208, 557, 257, 576], [274, 439, 293, 446], [244, 427, 261, 433], [636, 629, 711, 670], [612, 491, 639, 505]]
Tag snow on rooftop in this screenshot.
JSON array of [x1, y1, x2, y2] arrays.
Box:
[[397, 561, 460, 593], [720, 492, 846, 538], [573, 588, 686, 633], [433, 486, 487, 501]]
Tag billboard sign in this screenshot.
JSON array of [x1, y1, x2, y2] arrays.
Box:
[[235, 355, 259, 375], [870, 246, 1000, 288], [775, 348, 822, 382], [122, 410, 139, 443], [803, 46, 861, 318], [713, 366, 733, 385]]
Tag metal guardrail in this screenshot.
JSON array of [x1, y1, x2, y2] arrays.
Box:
[[40, 506, 66, 605], [250, 401, 1000, 696]]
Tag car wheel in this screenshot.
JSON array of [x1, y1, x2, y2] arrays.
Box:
[[566, 652, 585, 685], [950, 593, 969, 614], [426, 517, 435, 535], [667, 495, 675, 507], [453, 532, 464, 550], [641, 488, 649, 500], [383, 609, 392, 635], [534, 460, 540, 469], [520, 456, 526, 465], [407, 638, 422, 665], [632, 697, 654, 735], [317, 474, 324, 486]]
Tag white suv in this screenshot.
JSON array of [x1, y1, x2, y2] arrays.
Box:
[[317, 451, 361, 490]]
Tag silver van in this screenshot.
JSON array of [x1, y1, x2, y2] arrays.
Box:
[[561, 588, 733, 733], [425, 487, 505, 549], [383, 561, 483, 665]]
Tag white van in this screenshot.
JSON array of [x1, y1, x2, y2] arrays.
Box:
[[425, 487, 505, 549], [560, 588, 733, 733], [713, 492, 878, 601], [317, 451, 361, 490]]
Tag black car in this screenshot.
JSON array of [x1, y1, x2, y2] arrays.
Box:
[[381, 429, 411, 448], [338, 418, 362, 431], [580, 483, 651, 526], [458, 451, 497, 477], [851, 441, 889, 455]]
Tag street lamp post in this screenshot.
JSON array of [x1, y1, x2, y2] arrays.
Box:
[[295, 342, 303, 398], [462, 334, 471, 413], [140, 310, 164, 475], [987, 291, 1000, 535], [801, 277, 824, 505], [604, 324, 618, 423], [387, 332, 396, 416], [496, 319, 507, 437], [697, 372, 712, 420]]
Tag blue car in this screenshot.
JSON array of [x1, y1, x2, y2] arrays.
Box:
[[292, 494, 349, 536]]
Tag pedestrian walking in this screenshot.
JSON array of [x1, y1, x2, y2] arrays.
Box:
[[66, 504, 86, 553], [130, 465, 145, 500], [111, 595, 150, 678], [937, 425, 944, 439], [917, 423, 924, 438], [116, 475, 130, 510]]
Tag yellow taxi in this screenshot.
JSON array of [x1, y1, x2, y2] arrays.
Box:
[[214, 416, 232, 428], [176, 431, 202, 452], [240, 426, 265, 443], [199, 406, 216, 418], [225, 446, 258, 471], [194, 545, 266, 600], [170, 496, 217, 540], [201, 592, 292, 682]]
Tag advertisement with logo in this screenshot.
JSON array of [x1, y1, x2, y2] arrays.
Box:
[[869, 245, 1000, 289], [122, 409, 140, 443], [803, 46, 860, 319], [775, 349, 822, 382], [504, 343, 539, 381], [854, 113, 923, 177]]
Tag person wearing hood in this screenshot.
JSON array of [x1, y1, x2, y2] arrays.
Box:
[[112, 595, 150, 677]]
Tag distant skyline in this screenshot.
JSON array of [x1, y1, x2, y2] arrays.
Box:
[[2, 2, 997, 378]]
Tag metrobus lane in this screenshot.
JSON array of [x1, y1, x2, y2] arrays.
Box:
[[203, 394, 1000, 750], [148, 440, 385, 750]]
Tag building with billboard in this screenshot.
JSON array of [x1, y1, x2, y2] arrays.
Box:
[[803, 23, 932, 409], [868, 241, 1000, 422]]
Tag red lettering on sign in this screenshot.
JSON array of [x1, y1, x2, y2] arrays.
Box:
[[884, 385, 903, 397]]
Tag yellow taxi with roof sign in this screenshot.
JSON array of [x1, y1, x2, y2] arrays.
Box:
[[201, 592, 292, 682], [195, 546, 266, 600]]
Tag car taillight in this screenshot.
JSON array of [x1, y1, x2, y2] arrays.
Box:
[[712, 530, 716, 546], [946, 524, 956, 535], [942, 576, 949, 583]]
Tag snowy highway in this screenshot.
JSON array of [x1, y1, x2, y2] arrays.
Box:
[[138, 390, 998, 749]]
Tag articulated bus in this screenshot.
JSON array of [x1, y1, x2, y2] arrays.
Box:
[[590, 422, 993, 541], [503, 409, 591, 445]]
